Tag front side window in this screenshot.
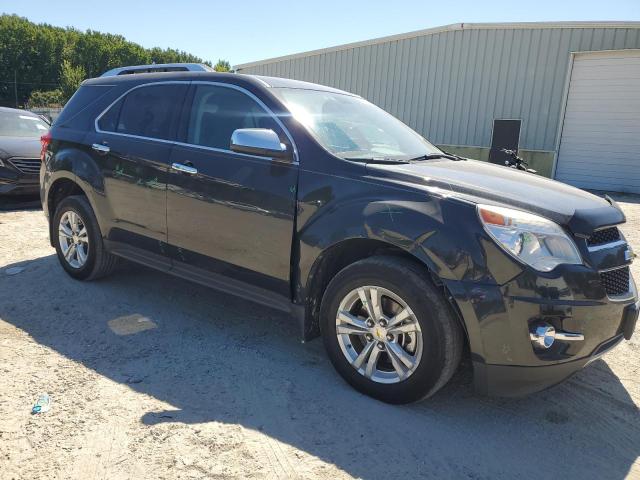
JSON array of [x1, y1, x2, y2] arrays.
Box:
[[271, 88, 441, 161], [0, 111, 49, 137], [186, 85, 281, 150], [98, 84, 187, 140]]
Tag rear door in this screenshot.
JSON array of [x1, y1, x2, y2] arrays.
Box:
[[166, 83, 298, 295], [92, 83, 188, 267]]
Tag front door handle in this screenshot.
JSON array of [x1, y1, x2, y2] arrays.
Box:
[[171, 162, 198, 175], [92, 143, 110, 155]]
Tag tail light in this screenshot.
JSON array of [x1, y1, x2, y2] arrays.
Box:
[[40, 132, 52, 161]]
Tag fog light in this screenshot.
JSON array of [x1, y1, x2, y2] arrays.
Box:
[[530, 323, 556, 350]]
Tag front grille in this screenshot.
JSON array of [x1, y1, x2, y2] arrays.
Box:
[[600, 267, 630, 296], [8, 157, 40, 175], [588, 227, 621, 246]]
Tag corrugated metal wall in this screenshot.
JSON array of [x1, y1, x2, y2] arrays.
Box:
[[236, 25, 640, 152]]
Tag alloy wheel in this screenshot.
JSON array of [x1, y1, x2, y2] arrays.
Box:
[[335, 286, 423, 383], [58, 210, 90, 268]]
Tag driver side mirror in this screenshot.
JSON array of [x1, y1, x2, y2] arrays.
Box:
[[230, 128, 290, 161]]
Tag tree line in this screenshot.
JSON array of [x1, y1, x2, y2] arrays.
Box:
[[0, 14, 231, 108]]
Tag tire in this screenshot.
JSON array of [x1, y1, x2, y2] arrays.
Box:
[[320, 256, 463, 404], [53, 195, 118, 280]]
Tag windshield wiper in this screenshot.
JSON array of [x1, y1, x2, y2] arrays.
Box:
[[408, 152, 465, 161], [343, 157, 410, 164]]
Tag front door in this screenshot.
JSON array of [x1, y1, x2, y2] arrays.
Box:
[[166, 83, 298, 295]]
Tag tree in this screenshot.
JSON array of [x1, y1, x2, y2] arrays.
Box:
[[214, 59, 232, 72], [0, 15, 65, 106], [0, 14, 219, 106], [59, 60, 86, 102], [27, 88, 63, 107]]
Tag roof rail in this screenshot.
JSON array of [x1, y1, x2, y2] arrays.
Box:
[[100, 63, 214, 77]]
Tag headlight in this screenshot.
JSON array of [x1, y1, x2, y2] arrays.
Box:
[[478, 204, 582, 272]]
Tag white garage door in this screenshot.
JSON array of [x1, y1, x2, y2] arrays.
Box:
[[555, 50, 640, 194]]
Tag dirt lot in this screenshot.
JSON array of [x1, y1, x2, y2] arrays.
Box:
[[1, 194, 639, 480]]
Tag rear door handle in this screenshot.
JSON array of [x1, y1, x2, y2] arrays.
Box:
[[171, 162, 198, 175], [92, 143, 110, 155]]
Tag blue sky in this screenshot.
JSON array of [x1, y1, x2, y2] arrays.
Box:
[[4, 0, 640, 66]]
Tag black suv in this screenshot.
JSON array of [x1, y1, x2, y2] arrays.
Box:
[[41, 71, 638, 403]]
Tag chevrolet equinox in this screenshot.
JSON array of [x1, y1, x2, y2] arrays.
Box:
[[40, 71, 638, 403]]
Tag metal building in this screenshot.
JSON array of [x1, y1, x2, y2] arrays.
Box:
[[236, 22, 640, 193]]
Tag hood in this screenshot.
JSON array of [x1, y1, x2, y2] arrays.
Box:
[[367, 158, 625, 236], [0, 136, 42, 159]]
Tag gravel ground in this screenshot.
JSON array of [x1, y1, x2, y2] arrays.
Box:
[[0, 194, 639, 480]]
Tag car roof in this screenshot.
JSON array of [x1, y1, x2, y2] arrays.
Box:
[[83, 71, 356, 96]]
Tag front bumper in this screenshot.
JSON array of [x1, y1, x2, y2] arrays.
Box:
[[0, 165, 39, 196], [474, 332, 630, 396], [445, 266, 638, 397]]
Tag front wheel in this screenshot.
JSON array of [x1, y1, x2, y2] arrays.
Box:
[[320, 256, 463, 404]]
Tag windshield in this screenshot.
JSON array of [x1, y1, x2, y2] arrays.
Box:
[[0, 111, 50, 137], [271, 88, 441, 161]]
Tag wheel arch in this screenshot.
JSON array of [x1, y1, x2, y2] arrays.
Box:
[[45, 175, 90, 246], [45, 143, 109, 244], [46, 176, 87, 219], [299, 236, 468, 344], [294, 193, 481, 341]]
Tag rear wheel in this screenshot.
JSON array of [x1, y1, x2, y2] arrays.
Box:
[[320, 256, 463, 404], [53, 195, 118, 280]]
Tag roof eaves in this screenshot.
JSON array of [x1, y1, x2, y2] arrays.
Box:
[[234, 21, 640, 70]]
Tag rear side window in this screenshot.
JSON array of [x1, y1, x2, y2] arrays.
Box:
[[186, 85, 281, 150], [98, 84, 187, 140]]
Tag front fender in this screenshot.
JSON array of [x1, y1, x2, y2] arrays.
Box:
[[293, 169, 525, 354], [297, 193, 498, 299]]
